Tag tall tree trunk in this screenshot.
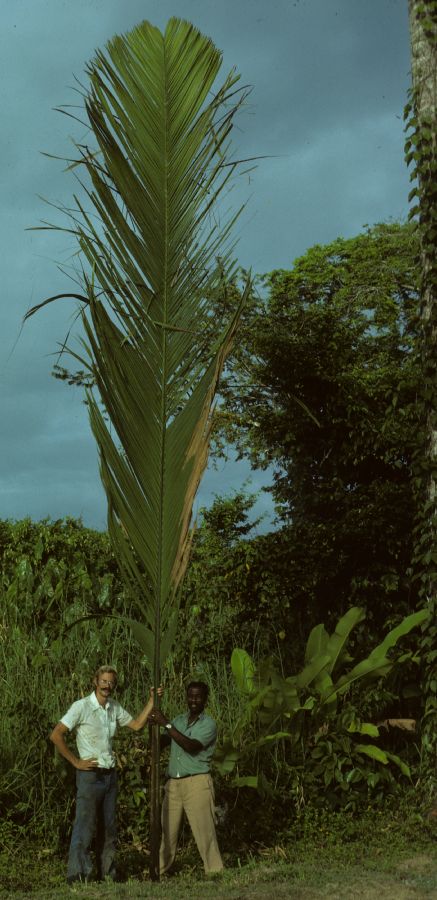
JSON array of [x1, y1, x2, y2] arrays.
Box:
[[149, 721, 162, 880], [407, 0, 437, 792], [409, 0, 437, 352]]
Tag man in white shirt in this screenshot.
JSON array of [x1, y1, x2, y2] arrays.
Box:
[[50, 665, 158, 885]]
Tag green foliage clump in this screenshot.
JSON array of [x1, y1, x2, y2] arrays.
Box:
[[0, 517, 146, 840], [178, 492, 294, 663], [215, 606, 428, 812], [217, 223, 421, 632]]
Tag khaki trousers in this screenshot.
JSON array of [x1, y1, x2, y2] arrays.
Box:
[[160, 773, 223, 874]]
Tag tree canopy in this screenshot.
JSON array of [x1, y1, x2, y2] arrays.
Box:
[[217, 223, 421, 628]]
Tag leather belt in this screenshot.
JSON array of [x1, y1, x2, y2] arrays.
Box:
[[169, 772, 207, 780]]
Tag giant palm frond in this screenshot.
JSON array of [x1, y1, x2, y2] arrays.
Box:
[[29, 17, 251, 673], [29, 18, 252, 879]]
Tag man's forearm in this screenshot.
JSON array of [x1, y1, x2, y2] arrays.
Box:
[[50, 725, 98, 770], [50, 730, 80, 768], [148, 706, 203, 753], [164, 722, 202, 755], [129, 697, 154, 732]]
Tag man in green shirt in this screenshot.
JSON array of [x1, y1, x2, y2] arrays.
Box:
[[149, 681, 223, 875]]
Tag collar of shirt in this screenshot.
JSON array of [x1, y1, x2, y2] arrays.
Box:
[[90, 691, 111, 712], [183, 711, 205, 730]]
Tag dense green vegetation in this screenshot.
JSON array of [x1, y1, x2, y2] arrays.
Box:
[[0, 508, 430, 846], [1, 802, 436, 896], [217, 223, 420, 630]]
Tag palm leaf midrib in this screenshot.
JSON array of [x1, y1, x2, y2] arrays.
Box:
[[155, 31, 171, 657]]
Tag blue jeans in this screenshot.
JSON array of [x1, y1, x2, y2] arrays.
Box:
[[67, 768, 117, 882]]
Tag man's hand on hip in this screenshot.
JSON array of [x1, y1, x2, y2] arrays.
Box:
[[75, 757, 98, 771]]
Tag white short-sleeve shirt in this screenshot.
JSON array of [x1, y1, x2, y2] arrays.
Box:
[[60, 691, 133, 768]]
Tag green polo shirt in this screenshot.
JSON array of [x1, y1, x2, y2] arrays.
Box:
[[167, 711, 217, 778]]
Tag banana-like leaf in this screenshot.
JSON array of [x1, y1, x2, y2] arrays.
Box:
[[315, 670, 337, 708], [30, 19, 252, 681], [368, 609, 429, 660], [231, 648, 256, 694], [305, 623, 329, 665], [296, 653, 332, 690], [355, 743, 389, 765], [324, 655, 393, 702], [385, 751, 411, 777], [323, 610, 428, 704], [304, 610, 364, 705], [323, 607, 365, 674]]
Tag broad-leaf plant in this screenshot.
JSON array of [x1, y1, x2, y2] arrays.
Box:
[[216, 607, 429, 805]]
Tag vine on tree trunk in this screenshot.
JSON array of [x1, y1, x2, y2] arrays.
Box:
[[405, 0, 437, 795]]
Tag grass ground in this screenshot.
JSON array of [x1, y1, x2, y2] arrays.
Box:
[[1, 810, 436, 899]]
